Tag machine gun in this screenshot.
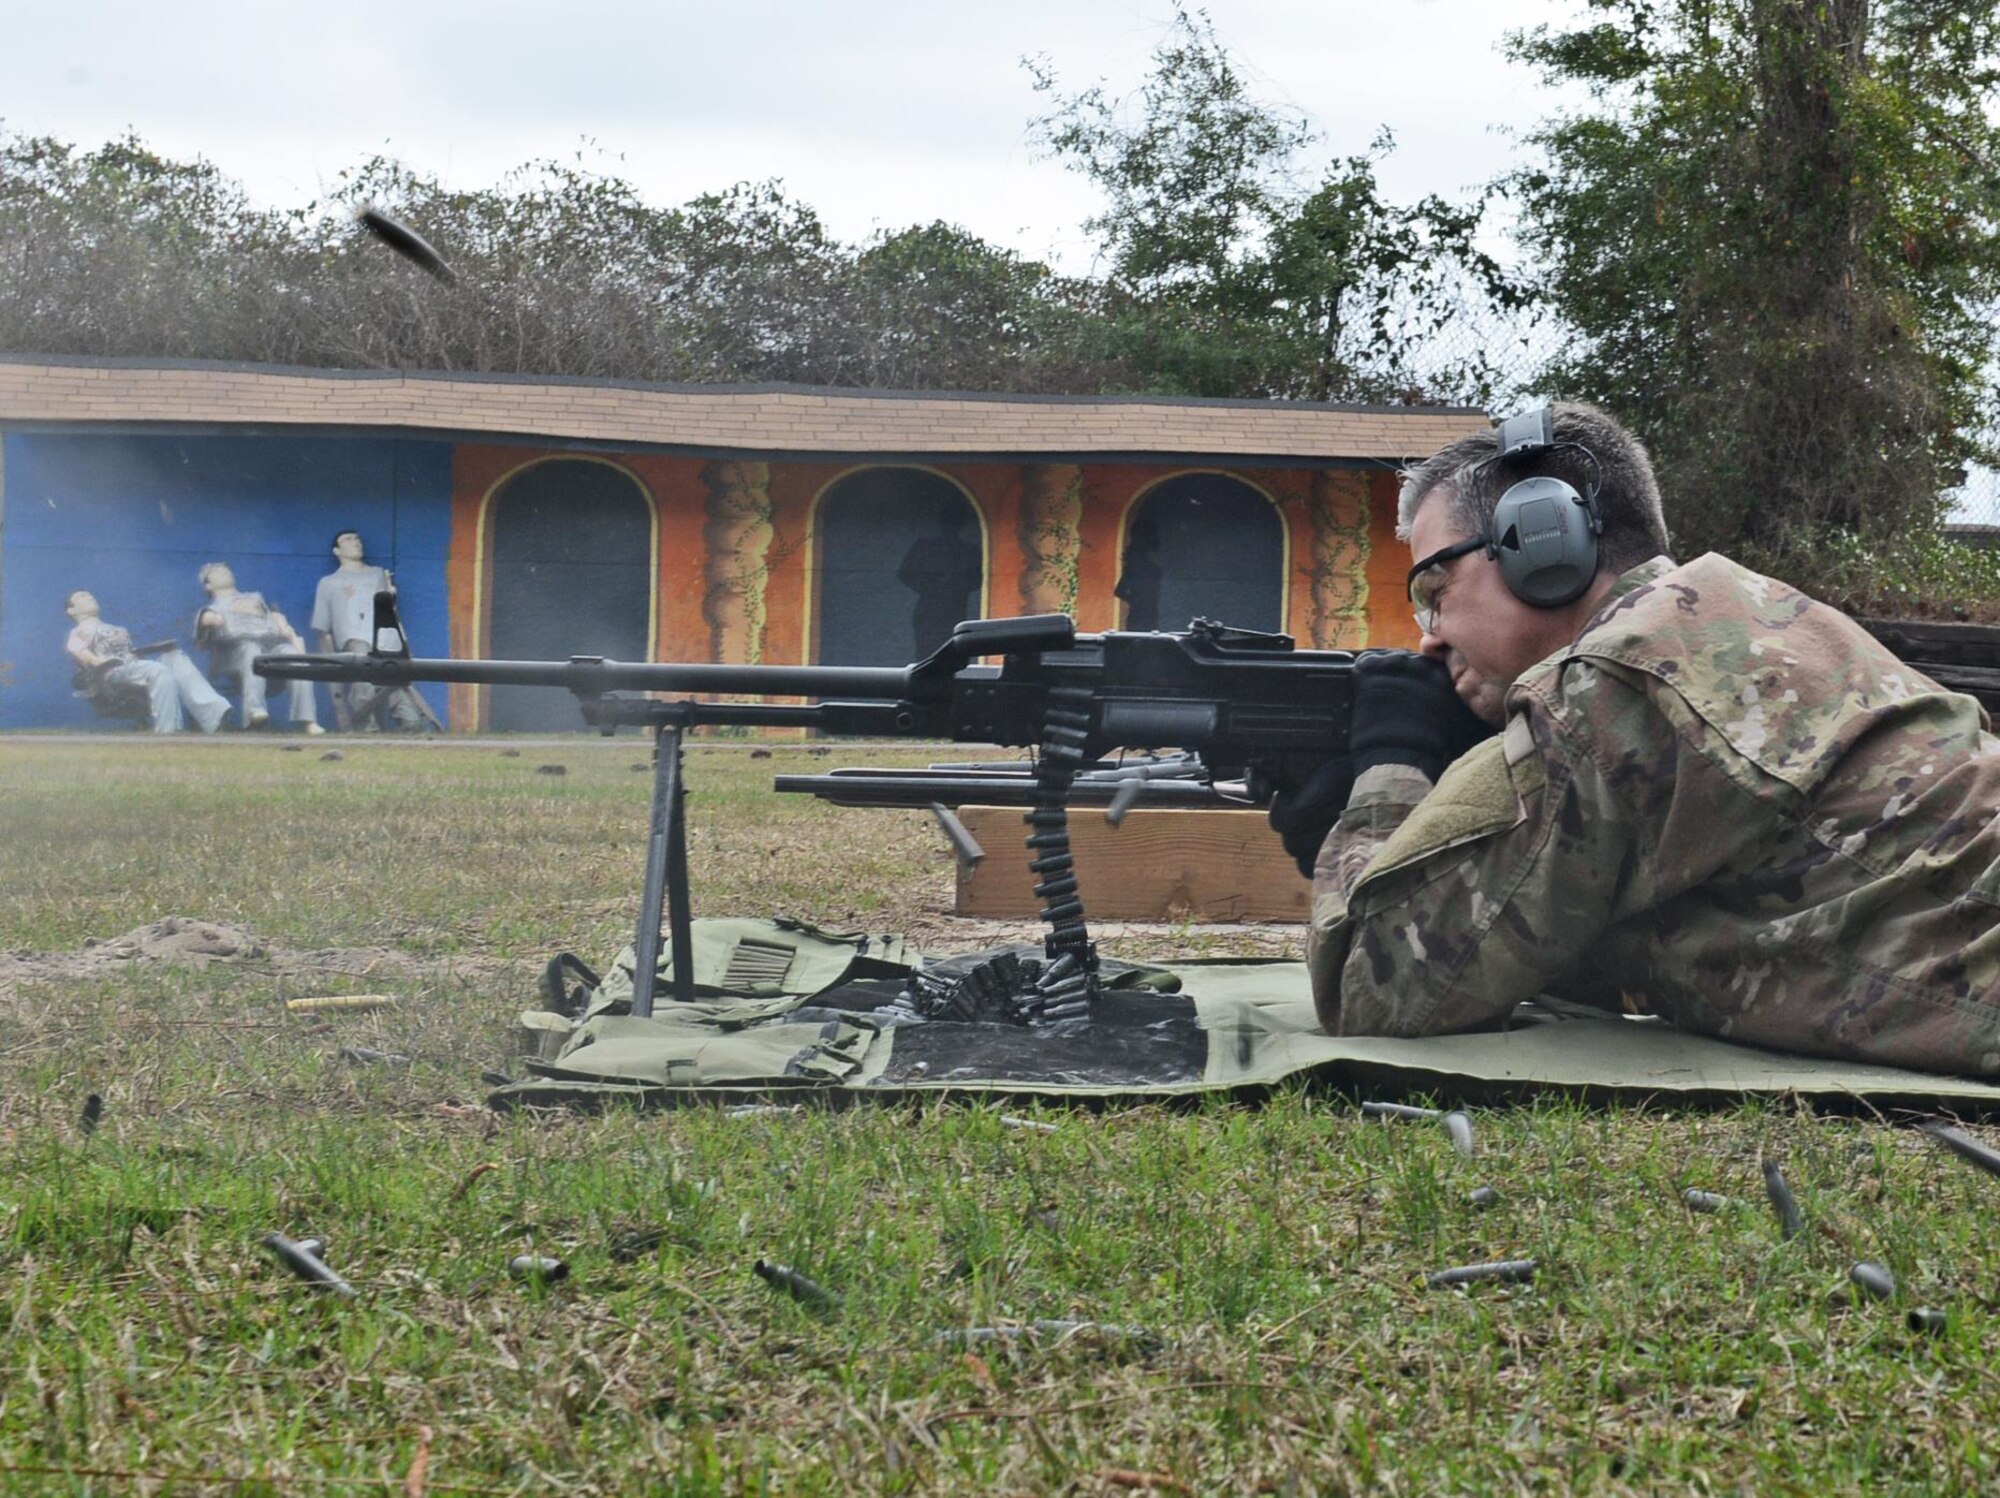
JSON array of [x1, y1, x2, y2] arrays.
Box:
[[260, 596, 1357, 1025]]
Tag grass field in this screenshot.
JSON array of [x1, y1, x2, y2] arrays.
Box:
[[1, 735, 1997, 1495]]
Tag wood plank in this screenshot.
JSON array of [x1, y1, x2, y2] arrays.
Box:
[[954, 806, 1308, 923]]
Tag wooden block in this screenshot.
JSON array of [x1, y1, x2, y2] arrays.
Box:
[[953, 806, 1308, 923]]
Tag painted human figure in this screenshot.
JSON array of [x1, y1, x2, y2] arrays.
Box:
[[64, 589, 228, 733], [194, 562, 322, 733], [895, 507, 983, 655], [1115, 517, 1164, 631], [310, 530, 428, 731]]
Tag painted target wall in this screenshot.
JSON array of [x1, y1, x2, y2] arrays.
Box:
[[0, 433, 452, 729]]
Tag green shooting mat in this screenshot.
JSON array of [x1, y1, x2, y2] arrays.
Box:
[[490, 919, 2000, 1113]]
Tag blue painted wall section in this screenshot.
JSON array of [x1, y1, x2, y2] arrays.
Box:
[[0, 433, 454, 728]]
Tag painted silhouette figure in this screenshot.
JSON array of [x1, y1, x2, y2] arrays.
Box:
[[1115, 517, 1164, 631], [895, 508, 983, 654]]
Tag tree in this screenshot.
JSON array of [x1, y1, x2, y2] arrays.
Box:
[[1028, 6, 1511, 403], [1509, 0, 2000, 579]]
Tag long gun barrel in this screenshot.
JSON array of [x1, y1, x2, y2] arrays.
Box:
[[260, 601, 1358, 1023], [260, 610, 1355, 775]]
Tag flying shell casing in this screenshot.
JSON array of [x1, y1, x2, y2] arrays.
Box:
[[263, 1231, 358, 1299], [508, 1255, 570, 1283], [1762, 1157, 1805, 1241], [754, 1258, 839, 1311], [1425, 1259, 1536, 1288], [1849, 1261, 1896, 1301], [1442, 1111, 1476, 1159]]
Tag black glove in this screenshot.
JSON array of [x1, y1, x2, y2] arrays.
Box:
[[1350, 651, 1495, 782], [1266, 754, 1356, 879]]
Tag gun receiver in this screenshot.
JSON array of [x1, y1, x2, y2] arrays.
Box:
[[260, 598, 1356, 1024]]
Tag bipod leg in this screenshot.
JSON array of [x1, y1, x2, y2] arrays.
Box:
[[631, 715, 696, 1018]]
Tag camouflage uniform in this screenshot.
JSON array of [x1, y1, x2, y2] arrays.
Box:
[[1307, 552, 2000, 1076]]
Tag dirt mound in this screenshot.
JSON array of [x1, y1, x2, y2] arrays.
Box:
[[0, 917, 521, 996], [82, 916, 267, 965]]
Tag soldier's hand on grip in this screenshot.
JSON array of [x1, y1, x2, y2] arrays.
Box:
[[1350, 651, 1495, 782], [1267, 755, 1356, 880]]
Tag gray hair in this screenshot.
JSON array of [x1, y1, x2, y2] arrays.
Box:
[[1397, 401, 1672, 577]]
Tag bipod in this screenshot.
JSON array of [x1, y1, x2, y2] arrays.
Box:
[[586, 696, 697, 1018]]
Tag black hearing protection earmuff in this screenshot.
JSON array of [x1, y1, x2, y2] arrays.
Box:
[[1486, 408, 1604, 608]]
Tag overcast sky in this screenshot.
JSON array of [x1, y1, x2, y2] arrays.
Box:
[[3, 0, 1593, 270]]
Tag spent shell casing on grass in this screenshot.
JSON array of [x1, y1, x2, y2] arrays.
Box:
[[295, 1237, 326, 1260], [508, 1255, 570, 1284], [1849, 1262, 1896, 1301], [1908, 1307, 1949, 1336], [1682, 1189, 1731, 1214], [754, 1259, 838, 1311], [1425, 1259, 1537, 1288], [931, 1319, 1156, 1348], [263, 1232, 357, 1299], [1360, 1101, 1442, 1122], [1467, 1186, 1500, 1210], [1442, 1111, 1476, 1159], [340, 1045, 412, 1067], [1762, 1157, 1805, 1240], [1923, 1123, 2000, 1181]]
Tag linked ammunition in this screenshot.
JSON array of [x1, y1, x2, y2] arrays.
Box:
[[1924, 1123, 2000, 1181], [1425, 1259, 1537, 1288], [754, 1258, 838, 1312], [1442, 1111, 1476, 1159], [1849, 1262, 1895, 1301], [263, 1231, 358, 1299], [1042, 952, 1081, 984], [1682, 1189, 1730, 1214], [1761, 1157, 1805, 1241], [508, 1255, 570, 1283], [1360, 1101, 1442, 1122], [1908, 1307, 1949, 1336]]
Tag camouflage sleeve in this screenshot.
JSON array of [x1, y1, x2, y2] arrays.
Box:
[[1304, 664, 1793, 1038], [1308, 763, 1433, 896]]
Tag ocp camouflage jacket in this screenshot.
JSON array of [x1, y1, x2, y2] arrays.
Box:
[[1307, 553, 2000, 1076]]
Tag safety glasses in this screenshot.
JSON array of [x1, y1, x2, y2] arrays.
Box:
[[1405, 536, 1486, 635]]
